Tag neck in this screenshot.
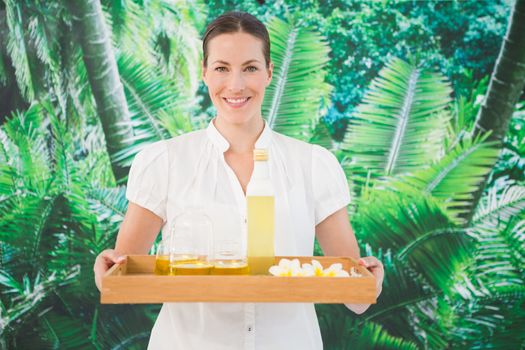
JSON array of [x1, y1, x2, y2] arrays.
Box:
[[214, 115, 265, 154]]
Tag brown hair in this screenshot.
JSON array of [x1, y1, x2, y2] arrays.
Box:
[[202, 11, 271, 68]]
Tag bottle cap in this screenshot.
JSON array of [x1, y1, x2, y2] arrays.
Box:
[[253, 149, 268, 161]]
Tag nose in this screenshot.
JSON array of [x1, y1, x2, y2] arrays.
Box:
[[227, 71, 246, 92]]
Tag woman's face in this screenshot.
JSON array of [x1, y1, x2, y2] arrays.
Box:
[[202, 32, 273, 126]]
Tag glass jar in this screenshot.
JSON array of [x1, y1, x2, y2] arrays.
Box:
[[169, 209, 213, 275]]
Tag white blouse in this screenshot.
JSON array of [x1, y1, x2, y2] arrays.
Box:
[[126, 119, 351, 350]]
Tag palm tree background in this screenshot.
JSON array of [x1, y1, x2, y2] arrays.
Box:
[[1, 0, 524, 349]]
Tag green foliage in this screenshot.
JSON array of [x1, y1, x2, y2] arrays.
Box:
[[0, 101, 158, 348], [316, 304, 419, 350], [113, 53, 192, 168], [389, 134, 500, 223], [342, 58, 452, 182], [262, 16, 332, 141], [489, 103, 525, 188], [0, 0, 523, 349], [103, 0, 207, 101]]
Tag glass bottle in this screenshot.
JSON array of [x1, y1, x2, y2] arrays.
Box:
[[246, 148, 275, 275]]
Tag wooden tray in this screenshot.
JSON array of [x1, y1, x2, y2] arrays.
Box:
[[101, 255, 376, 304]]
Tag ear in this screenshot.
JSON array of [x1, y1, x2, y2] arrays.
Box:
[[266, 61, 274, 86]]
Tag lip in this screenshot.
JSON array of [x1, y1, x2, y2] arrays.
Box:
[[222, 96, 251, 109]]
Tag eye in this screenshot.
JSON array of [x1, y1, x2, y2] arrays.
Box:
[[245, 66, 258, 72], [214, 66, 227, 72]]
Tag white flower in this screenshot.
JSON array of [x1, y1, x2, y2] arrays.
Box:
[[269, 258, 360, 278], [292, 265, 315, 277], [322, 263, 350, 277], [269, 258, 303, 276], [301, 259, 324, 277]]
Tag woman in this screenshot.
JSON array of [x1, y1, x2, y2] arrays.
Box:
[[94, 11, 384, 350]]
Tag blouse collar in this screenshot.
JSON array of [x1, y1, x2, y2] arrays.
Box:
[[206, 118, 273, 153]]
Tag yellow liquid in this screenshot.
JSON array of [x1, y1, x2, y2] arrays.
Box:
[[247, 195, 275, 275], [172, 261, 213, 275], [211, 259, 250, 275], [155, 256, 170, 275], [247, 256, 274, 275]]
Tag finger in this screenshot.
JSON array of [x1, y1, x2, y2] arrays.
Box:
[[102, 250, 127, 264], [94, 251, 127, 293], [358, 257, 381, 268], [367, 266, 383, 276]]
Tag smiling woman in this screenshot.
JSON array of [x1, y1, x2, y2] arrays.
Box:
[[93, 11, 384, 350], [202, 31, 273, 127]]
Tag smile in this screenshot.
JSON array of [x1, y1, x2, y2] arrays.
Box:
[[223, 97, 251, 108]]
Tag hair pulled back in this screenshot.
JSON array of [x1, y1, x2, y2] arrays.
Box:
[[202, 11, 271, 68]]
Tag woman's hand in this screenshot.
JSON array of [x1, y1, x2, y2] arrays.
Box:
[[93, 203, 163, 292], [359, 256, 384, 298], [94, 249, 127, 292], [344, 256, 384, 315]]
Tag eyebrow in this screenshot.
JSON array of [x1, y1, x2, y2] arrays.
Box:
[[211, 59, 262, 65]]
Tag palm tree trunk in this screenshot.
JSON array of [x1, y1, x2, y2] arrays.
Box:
[[65, 0, 133, 182], [468, 0, 525, 221], [473, 0, 525, 141]]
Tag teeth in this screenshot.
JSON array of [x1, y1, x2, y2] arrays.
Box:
[[225, 97, 248, 104]]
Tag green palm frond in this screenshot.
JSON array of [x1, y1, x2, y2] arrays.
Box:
[[0, 105, 61, 271], [113, 54, 192, 167], [317, 304, 419, 350], [108, 0, 204, 98], [0, 128, 17, 195], [51, 173, 126, 276], [388, 134, 500, 223], [368, 248, 519, 350], [45, 102, 77, 192], [356, 191, 471, 291], [2, 104, 50, 194], [5, 0, 35, 100], [446, 72, 489, 146], [468, 219, 525, 288], [36, 313, 96, 350], [1, 195, 58, 263], [348, 321, 420, 350], [57, 30, 94, 129], [0, 267, 79, 337], [443, 216, 525, 347], [449, 284, 525, 349], [109, 0, 155, 63], [74, 123, 115, 188], [86, 186, 127, 235], [473, 184, 525, 225], [361, 261, 439, 345], [263, 16, 332, 141], [151, 0, 205, 96], [27, 3, 68, 110], [97, 305, 157, 349], [342, 57, 452, 184], [53, 185, 127, 296]]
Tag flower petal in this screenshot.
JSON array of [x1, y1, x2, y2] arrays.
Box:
[[278, 258, 292, 268], [327, 263, 343, 271]]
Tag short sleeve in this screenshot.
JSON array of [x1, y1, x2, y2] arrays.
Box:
[[312, 145, 350, 225], [125, 141, 169, 222]]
